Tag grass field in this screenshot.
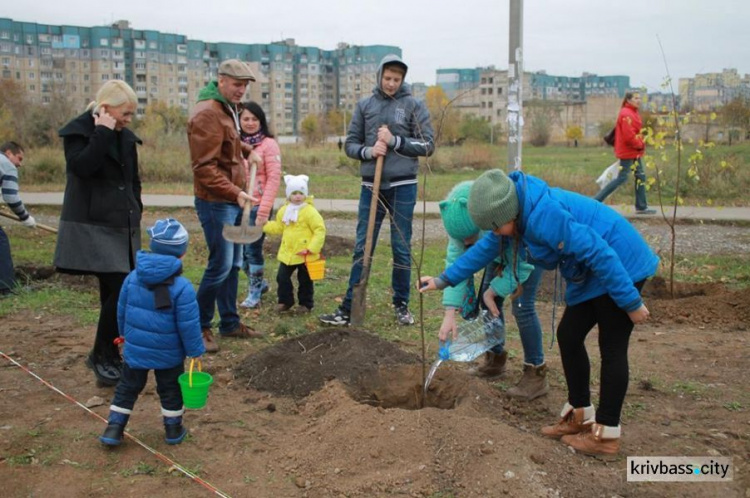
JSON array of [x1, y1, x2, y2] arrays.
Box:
[[20, 140, 750, 206]]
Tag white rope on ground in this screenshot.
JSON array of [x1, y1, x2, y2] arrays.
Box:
[[0, 351, 232, 498]]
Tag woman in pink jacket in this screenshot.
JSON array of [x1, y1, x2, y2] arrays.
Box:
[[594, 91, 655, 215], [239, 102, 282, 308]]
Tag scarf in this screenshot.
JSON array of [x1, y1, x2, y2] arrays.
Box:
[[241, 131, 265, 146], [281, 202, 304, 225]]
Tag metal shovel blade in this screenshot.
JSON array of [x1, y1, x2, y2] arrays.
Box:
[[222, 224, 264, 244]]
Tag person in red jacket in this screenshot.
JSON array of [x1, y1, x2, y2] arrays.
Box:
[[594, 92, 656, 215]]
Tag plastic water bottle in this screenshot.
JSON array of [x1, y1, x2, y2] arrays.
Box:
[[438, 311, 505, 362]]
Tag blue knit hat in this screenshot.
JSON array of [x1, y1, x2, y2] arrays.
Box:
[[439, 181, 480, 241], [148, 218, 189, 257]]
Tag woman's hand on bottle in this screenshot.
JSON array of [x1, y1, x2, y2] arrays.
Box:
[[628, 304, 650, 324], [440, 308, 458, 342], [483, 287, 501, 317], [418, 276, 437, 292]]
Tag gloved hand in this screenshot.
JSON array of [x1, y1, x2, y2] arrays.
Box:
[[21, 215, 36, 228]]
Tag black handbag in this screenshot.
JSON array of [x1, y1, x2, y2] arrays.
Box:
[[603, 128, 616, 146]]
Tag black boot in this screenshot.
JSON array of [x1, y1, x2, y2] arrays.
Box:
[[86, 352, 121, 387], [164, 416, 187, 445], [99, 411, 129, 446]]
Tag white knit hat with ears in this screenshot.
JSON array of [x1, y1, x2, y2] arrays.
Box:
[[285, 174, 309, 199]]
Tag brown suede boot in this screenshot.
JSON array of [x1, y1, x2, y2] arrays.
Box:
[[468, 351, 508, 378], [506, 363, 549, 401], [561, 423, 621, 456], [202, 328, 219, 354], [541, 403, 595, 439]]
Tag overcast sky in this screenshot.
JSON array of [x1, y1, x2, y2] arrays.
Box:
[[3, 0, 748, 92]]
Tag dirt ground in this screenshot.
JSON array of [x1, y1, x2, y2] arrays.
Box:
[[1, 267, 748, 498]]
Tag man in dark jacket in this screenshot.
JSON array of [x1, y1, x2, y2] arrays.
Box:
[[319, 54, 434, 327], [188, 59, 262, 353]]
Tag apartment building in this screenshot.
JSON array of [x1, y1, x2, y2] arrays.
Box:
[[678, 68, 750, 111], [0, 17, 400, 134], [436, 66, 627, 140]]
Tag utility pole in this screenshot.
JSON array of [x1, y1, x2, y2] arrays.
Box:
[[507, 0, 524, 172]]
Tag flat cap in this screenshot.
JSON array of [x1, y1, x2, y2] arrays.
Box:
[[218, 59, 256, 81]]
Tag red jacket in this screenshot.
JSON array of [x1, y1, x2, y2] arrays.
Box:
[[614, 102, 645, 160]]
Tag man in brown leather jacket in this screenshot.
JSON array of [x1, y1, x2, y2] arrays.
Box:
[[188, 59, 262, 353]]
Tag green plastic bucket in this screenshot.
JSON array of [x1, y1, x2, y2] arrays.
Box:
[[178, 360, 213, 409]]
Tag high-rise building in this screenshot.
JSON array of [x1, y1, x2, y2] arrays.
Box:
[[678, 68, 750, 111], [0, 17, 400, 134], [436, 66, 627, 140]]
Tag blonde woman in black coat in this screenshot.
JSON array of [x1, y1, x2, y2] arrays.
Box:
[[55, 80, 142, 387]]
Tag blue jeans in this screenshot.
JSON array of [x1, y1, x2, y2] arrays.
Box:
[[487, 265, 544, 366], [112, 362, 184, 412], [241, 205, 267, 272], [341, 183, 417, 312], [194, 198, 243, 334], [594, 158, 649, 211]]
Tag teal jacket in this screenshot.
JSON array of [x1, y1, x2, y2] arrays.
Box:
[[442, 231, 534, 308]]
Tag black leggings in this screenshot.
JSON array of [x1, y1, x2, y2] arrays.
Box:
[[556, 281, 645, 427], [93, 272, 128, 361]]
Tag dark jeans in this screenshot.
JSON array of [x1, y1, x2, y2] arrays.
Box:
[[194, 198, 243, 334], [93, 272, 128, 361], [277, 262, 314, 308], [0, 226, 15, 293], [556, 281, 645, 427], [341, 183, 417, 312], [594, 158, 649, 211], [112, 362, 184, 412], [241, 205, 268, 271]]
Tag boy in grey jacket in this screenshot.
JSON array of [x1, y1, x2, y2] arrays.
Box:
[[319, 54, 434, 326]]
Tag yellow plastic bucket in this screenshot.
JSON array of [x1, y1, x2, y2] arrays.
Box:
[[305, 255, 326, 281], [178, 359, 213, 410]]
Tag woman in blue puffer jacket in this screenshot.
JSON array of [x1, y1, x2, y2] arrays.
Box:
[[421, 169, 658, 457]]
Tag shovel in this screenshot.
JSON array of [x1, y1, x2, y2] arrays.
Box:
[[350, 155, 384, 326], [222, 156, 264, 244], [0, 211, 58, 234]]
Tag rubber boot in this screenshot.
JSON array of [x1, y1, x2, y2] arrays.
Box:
[[240, 264, 265, 309], [164, 415, 188, 445], [468, 351, 508, 378], [541, 403, 595, 439], [506, 363, 549, 401], [100, 410, 130, 446], [562, 423, 621, 456]]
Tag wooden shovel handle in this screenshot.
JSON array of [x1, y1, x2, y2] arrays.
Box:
[[360, 155, 384, 279], [0, 210, 58, 234]]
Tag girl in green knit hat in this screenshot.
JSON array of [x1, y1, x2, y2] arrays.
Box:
[[436, 181, 548, 399]]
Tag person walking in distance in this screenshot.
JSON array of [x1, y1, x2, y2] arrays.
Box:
[[188, 59, 263, 354], [318, 54, 434, 327], [594, 91, 656, 215]]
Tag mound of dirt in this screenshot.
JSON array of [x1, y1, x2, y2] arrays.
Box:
[[236, 328, 420, 398], [644, 277, 750, 329]]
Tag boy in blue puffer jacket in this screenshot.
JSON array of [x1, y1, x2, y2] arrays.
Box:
[[100, 218, 205, 447]]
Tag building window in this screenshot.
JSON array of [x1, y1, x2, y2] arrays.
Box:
[[100, 38, 109, 46], [102, 74, 110, 81]]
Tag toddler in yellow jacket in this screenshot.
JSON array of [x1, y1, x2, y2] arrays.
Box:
[[263, 175, 326, 313]]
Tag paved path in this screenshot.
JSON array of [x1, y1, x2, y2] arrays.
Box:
[[21, 192, 750, 222]]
